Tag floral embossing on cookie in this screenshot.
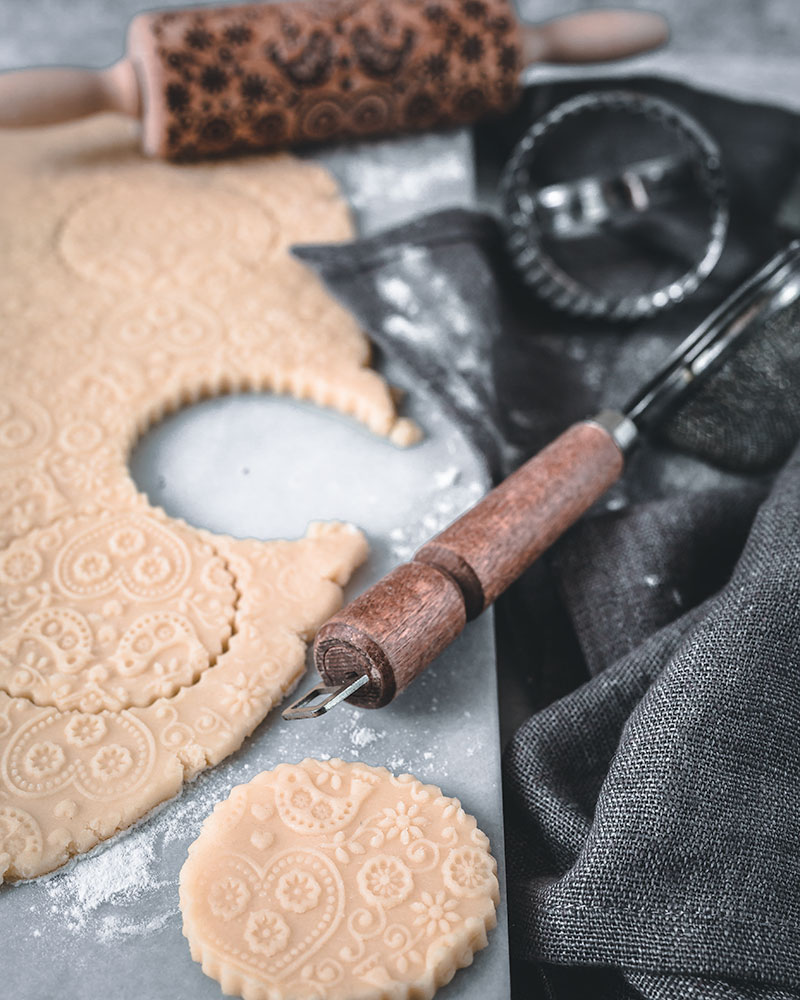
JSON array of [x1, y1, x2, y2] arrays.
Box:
[[72, 550, 112, 586], [276, 870, 321, 913], [244, 908, 291, 957], [377, 800, 428, 844], [0, 513, 235, 712], [223, 671, 268, 717], [65, 715, 107, 748], [108, 526, 146, 557], [180, 760, 499, 999], [3, 709, 156, 800], [56, 515, 190, 600], [89, 744, 133, 782], [23, 740, 66, 779], [410, 889, 460, 936], [0, 548, 43, 585], [208, 876, 251, 921], [356, 854, 413, 909], [442, 845, 495, 897]]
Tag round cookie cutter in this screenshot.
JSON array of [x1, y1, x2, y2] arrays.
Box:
[[500, 90, 729, 320]]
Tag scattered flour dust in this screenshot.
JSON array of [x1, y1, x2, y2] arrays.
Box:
[[322, 134, 471, 234], [387, 457, 483, 563], [434, 465, 460, 490], [350, 725, 379, 749], [44, 829, 168, 940], [344, 709, 380, 751], [38, 766, 229, 945]]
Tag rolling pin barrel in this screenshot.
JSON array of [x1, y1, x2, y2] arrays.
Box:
[[312, 416, 631, 710]]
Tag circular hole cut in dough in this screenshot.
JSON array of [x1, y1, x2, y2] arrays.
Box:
[[180, 758, 499, 1000]]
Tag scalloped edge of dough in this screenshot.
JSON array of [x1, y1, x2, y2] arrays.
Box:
[[179, 759, 499, 1000]]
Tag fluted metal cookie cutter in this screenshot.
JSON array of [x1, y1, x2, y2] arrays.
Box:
[[500, 90, 729, 320]]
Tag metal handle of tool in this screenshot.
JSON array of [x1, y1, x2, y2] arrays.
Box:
[[293, 412, 635, 714]]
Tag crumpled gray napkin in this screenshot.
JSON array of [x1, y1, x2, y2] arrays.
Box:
[[504, 457, 800, 1000], [296, 77, 800, 999]]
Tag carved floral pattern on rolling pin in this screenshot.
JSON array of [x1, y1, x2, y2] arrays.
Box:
[[180, 759, 500, 999], [132, 0, 523, 157]]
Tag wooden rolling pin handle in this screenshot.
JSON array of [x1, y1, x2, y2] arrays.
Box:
[[522, 10, 669, 65], [313, 417, 631, 709], [0, 60, 139, 127]]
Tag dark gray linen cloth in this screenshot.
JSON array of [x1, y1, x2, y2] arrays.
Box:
[[295, 79, 800, 999]]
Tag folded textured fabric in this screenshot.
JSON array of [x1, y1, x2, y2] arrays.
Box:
[[505, 461, 799, 999], [296, 78, 800, 999]]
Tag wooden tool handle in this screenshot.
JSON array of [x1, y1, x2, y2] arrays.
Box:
[[315, 561, 468, 709], [314, 418, 628, 708], [0, 60, 139, 127]]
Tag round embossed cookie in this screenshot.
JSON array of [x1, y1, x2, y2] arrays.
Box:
[[0, 510, 236, 713], [180, 759, 499, 1000]]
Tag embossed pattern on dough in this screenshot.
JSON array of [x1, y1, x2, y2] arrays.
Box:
[[180, 759, 499, 1000], [0, 512, 235, 713], [0, 116, 416, 882]]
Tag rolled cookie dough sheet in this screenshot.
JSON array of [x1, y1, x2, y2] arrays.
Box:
[[0, 115, 416, 880]]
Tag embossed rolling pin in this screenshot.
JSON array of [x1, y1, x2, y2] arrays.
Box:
[[0, 2, 667, 158], [283, 242, 800, 717]]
